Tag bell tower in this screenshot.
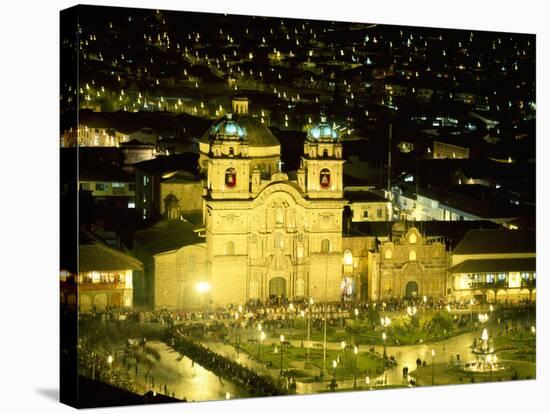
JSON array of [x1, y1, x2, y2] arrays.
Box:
[[206, 114, 251, 199], [300, 116, 344, 198]]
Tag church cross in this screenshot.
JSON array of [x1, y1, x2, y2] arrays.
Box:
[[277, 159, 284, 172]]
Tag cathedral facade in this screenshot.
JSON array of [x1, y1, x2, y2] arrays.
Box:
[[200, 111, 348, 305]]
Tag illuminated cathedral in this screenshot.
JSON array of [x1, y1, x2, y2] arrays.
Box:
[[151, 99, 351, 308]]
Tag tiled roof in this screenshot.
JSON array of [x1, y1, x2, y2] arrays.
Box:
[[452, 229, 535, 255], [449, 258, 536, 274], [79, 243, 143, 272]]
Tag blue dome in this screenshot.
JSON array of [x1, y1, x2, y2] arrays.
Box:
[[211, 114, 247, 140], [308, 116, 339, 141]]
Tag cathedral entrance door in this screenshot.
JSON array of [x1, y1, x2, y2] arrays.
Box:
[[405, 281, 419, 298], [269, 277, 286, 298]]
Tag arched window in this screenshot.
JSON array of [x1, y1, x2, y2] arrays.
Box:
[[384, 248, 393, 259], [323, 149, 328, 158], [409, 233, 417, 244], [296, 278, 305, 297], [187, 254, 196, 271], [409, 250, 417, 261], [249, 281, 259, 298], [225, 167, 237, 188], [319, 168, 331, 189], [229, 147, 234, 156], [321, 239, 330, 253], [274, 232, 284, 249], [225, 241, 235, 255], [275, 207, 284, 225]]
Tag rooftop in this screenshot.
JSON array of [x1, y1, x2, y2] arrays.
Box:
[[452, 229, 535, 255]]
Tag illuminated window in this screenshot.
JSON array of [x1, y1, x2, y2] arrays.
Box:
[[296, 278, 305, 296], [275, 207, 284, 225], [409, 233, 417, 244], [249, 281, 259, 298], [225, 241, 235, 255], [274, 232, 284, 249], [487, 273, 495, 283], [497, 273, 507, 281], [409, 250, 416, 261], [225, 167, 237, 188], [319, 168, 331, 188], [384, 248, 393, 259]]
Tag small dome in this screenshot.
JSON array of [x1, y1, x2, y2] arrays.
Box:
[[308, 116, 339, 141], [210, 113, 247, 140]]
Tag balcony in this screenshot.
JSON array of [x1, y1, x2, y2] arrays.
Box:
[[469, 280, 508, 290], [521, 279, 536, 289], [78, 281, 127, 291]]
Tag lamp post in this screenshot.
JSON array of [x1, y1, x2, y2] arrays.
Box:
[[365, 375, 371, 390], [300, 310, 305, 347], [235, 312, 240, 354], [489, 304, 494, 337], [353, 345, 358, 388], [382, 332, 387, 369], [259, 330, 266, 368], [107, 354, 113, 383], [289, 303, 294, 339], [332, 359, 337, 382], [280, 334, 285, 375], [196, 282, 211, 332], [257, 323, 262, 360], [341, 340, 347, 368], [307, 297, 313, 366], [380, 316, 391, 365], [431, 349, 435, 386]]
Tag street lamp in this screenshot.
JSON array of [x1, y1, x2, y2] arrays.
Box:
[[354, 307, 359, 320], [107, 354, 113, 383], [279, 334, 285, 375], [257, 323, 262, 359], [259, 330, 266, 367], [289, 303, 295, 339], [431, 349, 435, 386], [307, 297, 314, 366], [365, 375, 371, 390], [332, 359, 337, 381], [382, 331, 387, 368], [489, 304, 494, 337], [353, 345, 358, 388], [341, 340, 347, 368], [300, 310, 306, 347], [196, 282, 211, 331], [235, 312, 240, 353]]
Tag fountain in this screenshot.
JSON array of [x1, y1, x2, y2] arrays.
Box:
[[459, 328, 507, 374]]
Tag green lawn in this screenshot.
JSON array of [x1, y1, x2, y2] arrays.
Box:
[[285, 325, 472, 347], [238, 343, 386, 379], [494, 330, 536, 363]]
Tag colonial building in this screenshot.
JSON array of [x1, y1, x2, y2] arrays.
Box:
[[64, 234, 142, 312], [137, 104, 352, 308], [200, 111, 348, 306], [449, 229, 536, 302], [368, 223, 449, 300]]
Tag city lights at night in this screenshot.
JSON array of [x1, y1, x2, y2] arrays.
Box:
[[59, 4, 536, 409]]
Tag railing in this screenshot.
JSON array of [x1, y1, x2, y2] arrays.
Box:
[[521, 280, 536, 289], [78, 281, 127, 290], [469, 280, 508, 290]]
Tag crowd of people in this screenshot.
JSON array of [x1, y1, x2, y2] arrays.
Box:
[[163, 325, 287, 397]]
